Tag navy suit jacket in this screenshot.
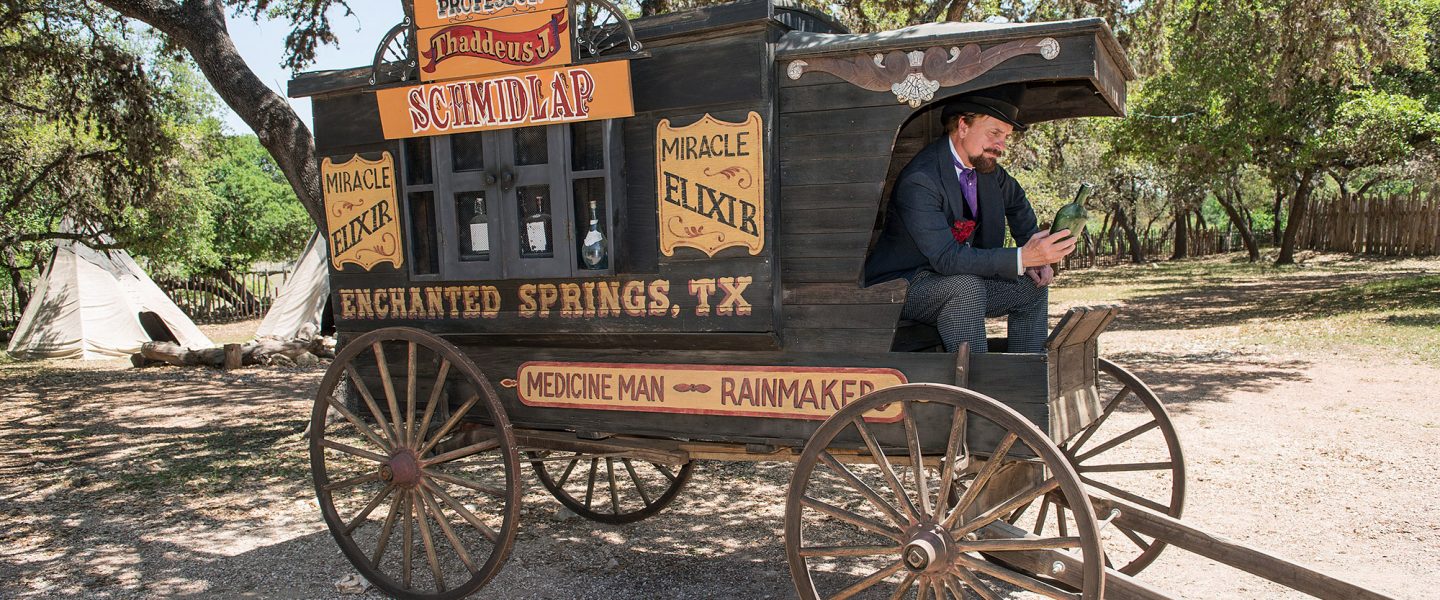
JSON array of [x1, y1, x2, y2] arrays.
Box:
[[863, 137, 1040, 286]]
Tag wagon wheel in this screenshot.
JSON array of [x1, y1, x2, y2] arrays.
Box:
[[370, 19, 417, 86], [529, 451, 694, 524], [571, 0, 643, 60], [311, 327, 522, 599], [786, 383, 1104, 600], [1003, 358, 1185, 576]]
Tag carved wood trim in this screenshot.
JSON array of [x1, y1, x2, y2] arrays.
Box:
[[787, 37, 1060, 107]]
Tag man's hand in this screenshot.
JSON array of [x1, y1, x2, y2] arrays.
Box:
[[1026, 265, 1054, 287], [1020, 229, 1077, 268]]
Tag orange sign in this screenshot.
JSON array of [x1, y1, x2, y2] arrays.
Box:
[[657, 112, 766, 257], [376, 60, 634, 139], [412, 0, 569, 29], [514, 362, 907, 422], [322, 153, 404, 271], [418, 9, 572, 82]]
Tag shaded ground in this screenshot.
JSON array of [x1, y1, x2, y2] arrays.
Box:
[[1, 251, 1437, 599]]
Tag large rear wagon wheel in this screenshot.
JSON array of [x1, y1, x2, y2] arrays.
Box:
[[311, 327, 521, 599], [786, 383, 1105, 600], [530, 451, 694, 524], [1005, 358, 1184, 576]]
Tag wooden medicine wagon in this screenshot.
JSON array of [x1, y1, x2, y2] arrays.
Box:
[[290, 1, 1402, 598]]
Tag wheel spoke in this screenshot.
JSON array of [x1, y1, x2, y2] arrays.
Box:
[[606, 458, 621, 514], [322, 439, 389, 464], [421, 438, 500, 467], [818, 452, 907, 527], [950, 567, 999, 600], [411, 489, 447, 592], [373, 342, 407, 451], [654, 462, 678, 483], [584, 457, 599, 509], [1082, 477, 1170, 513], [955, 554, 1078, 599], [852, 417, 922, 524], [1074, 420, 1159, 464], [962, 536, 1082, 552], [1067, 385, 1128, 452], [325, 471, 383, 493], [418, 487, 479, 574], [372, 490, 403, 568], [799, 495, 903, 541], [621, 459, 653, 506], [903, 401, 932, 519], [325, 395, 391, 453], [423, 479, 500, 543], [556, 458, 580, 488], [889, 572, 918, 600], [1121, 525, 1153, 551], [415, 359, 451, 450], [1029, 496, 1051, 535], [402, 491, 415, 588], [936, 406, 968, 521], [797, 544, 900, 557], [345, 364, 399, 447], [416, 393, 481, 456], [831, 559, 905, 600], [943, 433, 1017, 529], [425, 468, 508, 498], [953, 477, 1059, 538], [404, 341, 418, 448], [1057, 505, 1069, 537], [346, 484, 397, 534], [1076, 461, 1173, 473]]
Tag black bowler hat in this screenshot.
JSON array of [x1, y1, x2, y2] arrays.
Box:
[[941, 84, 1028, 132]]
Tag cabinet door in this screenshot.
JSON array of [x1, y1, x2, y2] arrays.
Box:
[[498, 125, 572, 278], [436, 131, 503, 280]]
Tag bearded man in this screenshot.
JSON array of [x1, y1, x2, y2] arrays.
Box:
[[863, 85, 1077, 353]]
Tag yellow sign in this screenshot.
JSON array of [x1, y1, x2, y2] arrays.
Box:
[[657, 112, 766, 257], [514, 362, 906, 422], [376, 60, 635, 140], [412, 0, 570, 29], [417, 9, 572, 83], [322, 153, 404, 271]]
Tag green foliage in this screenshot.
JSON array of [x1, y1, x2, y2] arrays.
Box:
[[206, 135, 312, 268]]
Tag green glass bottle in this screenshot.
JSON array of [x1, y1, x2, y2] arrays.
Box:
[[1050, 182, 1093, 241]]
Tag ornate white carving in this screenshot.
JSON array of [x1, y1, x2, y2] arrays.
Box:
[[873, 54, 886, 68], [947, 47, 961, 63], [891, 73, 941, 108], [1039, 37, 1060, 60], [787, 60, 808, 80], [907, 50, 925, 68]]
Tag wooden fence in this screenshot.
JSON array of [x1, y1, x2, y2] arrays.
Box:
[[157, 270, 292, 324], [1295, 191, 1440, 256]]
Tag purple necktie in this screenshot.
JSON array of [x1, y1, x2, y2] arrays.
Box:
[[952, 156, 978, 219]]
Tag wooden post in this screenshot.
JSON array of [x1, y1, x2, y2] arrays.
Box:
[[223, 343, 243, 370]]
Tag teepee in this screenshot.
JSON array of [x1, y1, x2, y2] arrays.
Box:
[[6, 238, 213, 359], [255, 232, 331, 340]]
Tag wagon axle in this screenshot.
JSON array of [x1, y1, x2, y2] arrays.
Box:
[[379, 449, 422, 488]]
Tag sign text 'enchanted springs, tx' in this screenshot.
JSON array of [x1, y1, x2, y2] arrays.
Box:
[[657, 112, 765, 257], [377, 60, 633, 139], [514, 362, 907, 422], [321, 153, 404, 271]]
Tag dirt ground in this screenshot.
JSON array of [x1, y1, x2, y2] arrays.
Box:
[[1, 253, 1437, 599]]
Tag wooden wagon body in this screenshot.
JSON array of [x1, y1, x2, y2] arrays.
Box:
[[290, 2, 1400, 598]]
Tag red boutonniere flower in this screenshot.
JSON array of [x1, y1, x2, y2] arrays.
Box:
[[951, 219, 976, 244]]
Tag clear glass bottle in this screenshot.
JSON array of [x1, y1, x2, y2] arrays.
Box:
[[467, 196, 489, 255], [521, 194, 552, 256], [581, 199, 607, 269]]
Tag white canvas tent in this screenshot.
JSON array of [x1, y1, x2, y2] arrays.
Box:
[[6, 239, 213, 359], [255, 232, 330, 340]]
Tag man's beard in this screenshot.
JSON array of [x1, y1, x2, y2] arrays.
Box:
[[969, 149, 1003, 174]]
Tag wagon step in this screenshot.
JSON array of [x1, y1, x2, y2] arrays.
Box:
[[1086, 491, 1400, 600]]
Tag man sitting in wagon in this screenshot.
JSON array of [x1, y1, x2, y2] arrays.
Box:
[[864, 84, 1077, 354]]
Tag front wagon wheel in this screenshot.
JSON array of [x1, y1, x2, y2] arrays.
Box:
[[311, 327, 521, 599], [785, 383, 1105, 600]]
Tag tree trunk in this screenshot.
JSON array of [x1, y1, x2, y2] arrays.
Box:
[[95, 0, 326, 230], [1114, 203, 1144, 263], [1171, 207, 1189, 260], [1215, 186, 1260, 262], [1271, 187, 1285, 245], [1275, 168, 1318, 265]]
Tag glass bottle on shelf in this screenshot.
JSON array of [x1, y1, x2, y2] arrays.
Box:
[[467, 196, 489, 255], [581, 200, 607, 269], [522, 194, 552, 256]]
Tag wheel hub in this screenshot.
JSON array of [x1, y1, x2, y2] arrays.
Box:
[[382, 449, 422, 488], [902, 524, 955, 574]]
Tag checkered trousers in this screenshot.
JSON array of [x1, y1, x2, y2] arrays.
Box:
[[900, 270, 1049, 354]]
